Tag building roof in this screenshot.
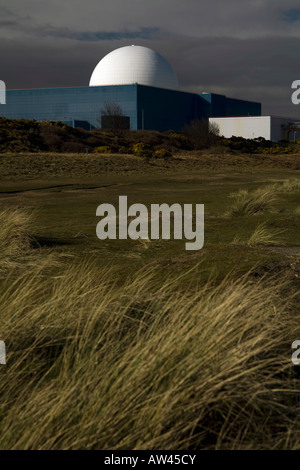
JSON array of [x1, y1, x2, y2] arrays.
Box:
[[89, 45, 179, 90]]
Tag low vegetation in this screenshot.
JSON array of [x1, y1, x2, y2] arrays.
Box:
[[232, 222, 285, 247], [0, 208, 300, 449], [227, 187, 277, 217], [0, 130, 300, 449], [1, 117, 300, 155]]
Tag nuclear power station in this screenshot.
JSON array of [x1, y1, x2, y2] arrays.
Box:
[[1, 45, 297, 140]]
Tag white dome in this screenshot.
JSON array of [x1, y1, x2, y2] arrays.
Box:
[[89, 45, 179, 90]]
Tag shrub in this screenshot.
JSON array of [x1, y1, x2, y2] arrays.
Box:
[[61, 142, 86, 153], [131, 142, 152, 158], [94, 145, 112, 154], [153, 148, 172, 159], [118, 146, 130, 154], [131, 142, 148, 155], [183, 119, 220, 149], [39, 121, 68, 130], [0, 117, 44, 152], [167, 132, 190, 149], [258, 145, 297, 154]]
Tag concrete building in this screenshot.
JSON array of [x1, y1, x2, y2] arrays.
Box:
[[1, 45, 261, 132], [209, 115, 300, 142]]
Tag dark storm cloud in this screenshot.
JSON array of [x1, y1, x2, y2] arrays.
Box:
[[281, 8, 300, 23], [1, 0, 300, 117], [41, 27, 162, 41]]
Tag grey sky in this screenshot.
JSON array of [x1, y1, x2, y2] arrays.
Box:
[[1, 0, 300, 117]]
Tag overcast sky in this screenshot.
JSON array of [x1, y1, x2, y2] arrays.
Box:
[[1, 0, 300, 117]]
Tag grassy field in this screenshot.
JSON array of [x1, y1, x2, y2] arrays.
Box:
[[0, 150, 300, 449]]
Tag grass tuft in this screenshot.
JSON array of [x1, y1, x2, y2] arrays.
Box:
[[228, 187, 277, 217], [0, 257, 299, 449], [232, 222, 285, 247]]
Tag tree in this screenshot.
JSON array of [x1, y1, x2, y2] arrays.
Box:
[[99, 102, 129, 140], [183, 118, 220, 149]]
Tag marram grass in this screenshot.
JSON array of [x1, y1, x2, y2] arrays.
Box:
[[227, 187, 277, 217], [0, 208, 300, 450], [0, 259, 300, 449]]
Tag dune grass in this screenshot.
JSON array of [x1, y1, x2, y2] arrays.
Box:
[[0, 208, 34, 255], [274, 179, 300, 193], [0, 208, 300, 450], [228, 187, 277, 217], [232, 222, 285, 247], [0, 208, 66, 274]]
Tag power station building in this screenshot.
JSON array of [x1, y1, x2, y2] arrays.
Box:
[[1, 45, 262, 132], [209, 115, 300, 142]]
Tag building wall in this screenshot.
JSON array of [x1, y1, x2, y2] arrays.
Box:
[[3, 84, 212, 132], [209, 116, 299, 142], [200, 93, 226, 117], [224, 97, 261, 117], [3, 85, 138, 129], [201, 93, 261, 117], [2, 85, 262, 133], [136, 85, 210, 131], [269, 116, 296, 142], [209, 116, 271, 140]]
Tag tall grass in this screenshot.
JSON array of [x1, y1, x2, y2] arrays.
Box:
[[0, 207, 66, 273], [0, 208, 300, 449], [1, 260, 300, 449], [232, 222, 285, 247], [274, 179, 300, 193], [0, 208, 33, 256], [228, 187, 277, 217]]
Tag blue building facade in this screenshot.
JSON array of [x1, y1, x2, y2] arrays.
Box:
[[200, 92, 262, 118], [1, 84, 261, 132]]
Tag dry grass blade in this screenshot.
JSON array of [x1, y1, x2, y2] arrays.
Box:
[[232, 222, 285, 246], [228, 187, 277, 217]]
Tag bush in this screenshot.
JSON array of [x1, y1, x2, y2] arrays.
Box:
[[153, 148, 172, 159], [222, 135, 300, 155], [183, 119, 220, 149], [131, 142, 152, 158], [118, 146, 131, 154], [258, 145, 298, 154], [0, 117, 44, 152], [94, 145, 112, 154], [61, 142, 86, 153]]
